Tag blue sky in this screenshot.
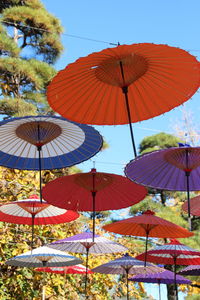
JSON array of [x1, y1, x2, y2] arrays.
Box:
[[42, 0, 200, 177], [41, 1, 199, 299]]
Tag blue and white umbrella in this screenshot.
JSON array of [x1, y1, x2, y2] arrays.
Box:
[[0, 115, 103, 201], [6, 245, 82, 268]]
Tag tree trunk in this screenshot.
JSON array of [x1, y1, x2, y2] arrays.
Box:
[[167, 284, 176, 300]]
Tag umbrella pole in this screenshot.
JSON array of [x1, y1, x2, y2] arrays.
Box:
[[85, 247, 89, 299], [174, 257, 178, 300], [119, 61, 137, 158], [37, 145, 43, 204], [185, 149, 192, 231], [144, 230, 150, 267], [126, 269, 129, 300], [31, 214, 35, 250], [91, 171, 97, 242], [185, 171, 192, 231], [92, 191, 96, 242]]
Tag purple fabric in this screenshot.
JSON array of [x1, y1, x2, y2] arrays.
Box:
[[125, 147, 200, 191], [52, 232, 99, 243], [129, 270, 191, 284], [48, 231, 127, 254], [179, 265, 200, 276]]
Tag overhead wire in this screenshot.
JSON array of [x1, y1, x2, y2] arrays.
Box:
[[2, 20, 200, 52]]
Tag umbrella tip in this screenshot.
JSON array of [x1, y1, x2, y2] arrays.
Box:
[[143, 210, 155, 215], [90, 168, 96, 173]]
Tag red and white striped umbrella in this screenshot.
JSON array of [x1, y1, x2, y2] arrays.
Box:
[[35, 264, 93, 274], [0, 195, 79, 248], [136, 239, 200, 265], [136, 239, 200, 299]]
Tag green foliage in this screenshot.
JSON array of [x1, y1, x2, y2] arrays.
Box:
[[0, 0, 63, 117], [139, 132, 183, 155]]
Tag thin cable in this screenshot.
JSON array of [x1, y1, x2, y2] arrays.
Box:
[[2, 20, 117, 46]]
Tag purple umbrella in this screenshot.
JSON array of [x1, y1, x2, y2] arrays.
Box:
[[125, 145, 200, 230], [48, 231, 127, 298], [179, 265, 200, 276], [92, 253, 163, 300], [129, 270, 191, 300]]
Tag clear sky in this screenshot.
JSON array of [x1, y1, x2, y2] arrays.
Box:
[[41, 2, 199, 299]]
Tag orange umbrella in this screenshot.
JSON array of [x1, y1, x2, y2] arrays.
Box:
[[103, 210, 193, 266], [47, 43, 200, 157], [182, 194, 200, 216]]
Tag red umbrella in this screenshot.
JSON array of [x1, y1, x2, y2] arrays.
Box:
[[43, 168, 147, 240], [0, 194, 79, 248], [47, 43, 200, 157], [103, 210, 193, 266], [35, 264, 93, 274], [136, 239, 200, 299], [182, 195, 200, 216]]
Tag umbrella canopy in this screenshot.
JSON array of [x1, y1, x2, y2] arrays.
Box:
[[130, 270, 191, 300], [0, 194, 79, 249], [6, 246, 82, 268], [129, 269, 191, 284], [0, 195, 79, 225], [182, 195, 200, 216], [43, 168, 147, 239], [49, 231, 127, 297], [102, 210, 193, 237], [136, 239, 200, 265], [136, 239, 200, 299], [178, 265, 200, 276], [0, 115, 103, 170], [49, 231, 127, 254], [35, 264, 93, 274], [125, 146, 200, 230], [92, 253, 163, 300], [103, 210, 193, 266], [0, 115, 103, 203], [47, 43, 200, 157]]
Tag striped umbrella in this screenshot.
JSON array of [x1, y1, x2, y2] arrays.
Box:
[[178, 265, 200, 276], [35, 264, 93, 274], [0, 115, 103, 202], [130, 270, 191, 300], [6, 246, 82, 268], [6, 246, 82, 300], [103, 210, 193, 266], [125, 146, 200, 230], [48, 231, 127, 297], [0, 194, 79, 249], [92, 253, 164, 300], [136, 239, 200, 299]]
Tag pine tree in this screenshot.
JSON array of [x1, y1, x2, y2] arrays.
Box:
[[0, 0, 63, 117]]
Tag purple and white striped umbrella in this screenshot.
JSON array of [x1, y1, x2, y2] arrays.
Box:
[[48, 231, 127, 297], [178, 265, 200, 276], [48, 231, 127, 254], [129, 270, 191, 300], [92, 253, 163, 300], [125, 146, 200, 230]]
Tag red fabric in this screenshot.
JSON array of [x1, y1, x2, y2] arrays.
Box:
[[35, 266, 93, 274], [47, 43, 200, 125], [42, 169, 147, 211], [182, 195, 200, 216], [103, 211, 193, 238]]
